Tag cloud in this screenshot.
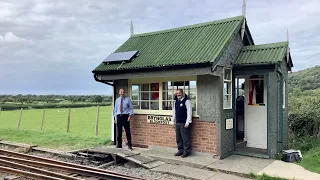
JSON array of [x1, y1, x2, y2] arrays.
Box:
[[0, 32, 30, 43], [0, 0, 319, 95]]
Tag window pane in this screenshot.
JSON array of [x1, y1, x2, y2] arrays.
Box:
[[168, 81, 173, 90], [224, 68, 231, 80], [141, 83, 149, 91], [191, 99, 196, 112], [141, 92, 150, 100], [132, 85, 140, 100], [163, 90, 173, 100], [223, 95, 231, 109], [255, 80, 264, 104], [190, 81, 196, 89], [189, 90, 196, 99], [162, 101, 174, 110], [141, 101, 149, 109], [162, 82, 168, 91], [172, 81, 184, 90], [151, 83, 159, 91], [150, 101, 159, 110], [151, 92, 159, 100], [132, 101, 140, 109], [132, 93, 139, 100], [150, 83, 160, 100]]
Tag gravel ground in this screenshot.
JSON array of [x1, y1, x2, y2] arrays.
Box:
[[104, 161, 191, 180], [0, 145, 189, 180]]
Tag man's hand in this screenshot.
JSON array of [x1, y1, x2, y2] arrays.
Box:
[[114, 119, 117, 124], [170, 121, 175, 128], [128, 116, 131, 122], [184, 123, 189, 128]]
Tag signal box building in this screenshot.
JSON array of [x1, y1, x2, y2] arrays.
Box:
[[92, 14, 293, 159]]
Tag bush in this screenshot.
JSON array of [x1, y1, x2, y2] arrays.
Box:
[[0, 102, 111, 111], [288, 89, 320, 139]]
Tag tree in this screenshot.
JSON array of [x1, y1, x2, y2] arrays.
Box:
[[93, 95, 103, 103]]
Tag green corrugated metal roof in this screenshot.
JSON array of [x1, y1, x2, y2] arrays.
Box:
[[93, 16, 244, 72], [235, 42, 289, 65]]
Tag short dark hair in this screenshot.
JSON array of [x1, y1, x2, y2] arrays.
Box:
[[177, 89, 184, 93]]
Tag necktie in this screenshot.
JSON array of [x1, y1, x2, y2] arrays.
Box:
[[120, 97, 123, 113]]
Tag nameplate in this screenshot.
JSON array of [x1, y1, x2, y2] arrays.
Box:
[[147, 115, 172, 125], [226, 118, 233, 130]]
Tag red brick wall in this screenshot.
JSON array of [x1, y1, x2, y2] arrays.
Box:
[[121, 114, 217, 154]]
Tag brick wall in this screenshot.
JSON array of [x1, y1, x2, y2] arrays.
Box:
[[121, 114, 217, 154]]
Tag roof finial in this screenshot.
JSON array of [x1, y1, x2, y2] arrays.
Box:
[[130, 19, 134, 36], [241, 0, 246, 40], [286, 28, 289, 43], [242, 0, 246, 17], [286, 29, 290, 63]]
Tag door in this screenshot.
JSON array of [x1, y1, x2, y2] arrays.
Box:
[[244, 75, 267, 149]]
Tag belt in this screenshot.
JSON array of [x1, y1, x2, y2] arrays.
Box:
[[117, 114, 129, 116]]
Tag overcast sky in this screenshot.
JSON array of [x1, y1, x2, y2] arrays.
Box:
[[0, 0, 319, 95]]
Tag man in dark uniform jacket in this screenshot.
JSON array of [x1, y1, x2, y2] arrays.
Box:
[[171, 89, 192, 158]]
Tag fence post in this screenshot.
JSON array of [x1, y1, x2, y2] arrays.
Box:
[[18, 108, 23, 128], [41, 109, 45, 130], [67, 108, 71, 133], [95, 105, 100, 136]]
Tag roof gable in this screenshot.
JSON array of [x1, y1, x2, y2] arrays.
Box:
[[93, 16, 244, 73], [235, 42, 290, 66]]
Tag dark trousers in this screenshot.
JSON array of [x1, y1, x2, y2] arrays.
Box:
[[175, 123, 191, 154], [116, 114, 132, 148]]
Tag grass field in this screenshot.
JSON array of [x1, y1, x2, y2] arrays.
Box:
[[0, 106, 112, 150]]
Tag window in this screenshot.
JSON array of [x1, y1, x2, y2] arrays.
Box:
[[131, 83, 160, 110], [248, 75, 264, 105], [223, 68, 232, 109], [162, 81, 197, 111], [130, 79, 197, 114], [283, 81, 286, 109]]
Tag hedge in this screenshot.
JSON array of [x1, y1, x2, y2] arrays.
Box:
[[0, 103, 112, 111]]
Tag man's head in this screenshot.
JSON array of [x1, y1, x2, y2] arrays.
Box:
[[176, 89, 184, 100], [119, 88, 125, 97]]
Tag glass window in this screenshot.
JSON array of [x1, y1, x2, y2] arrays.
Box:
[[223, 68, 232, 109], [131, 80, 197, 113], [248, 75, 265, 105], [131, 83, 159, 110], [283, 81, 286, 109]]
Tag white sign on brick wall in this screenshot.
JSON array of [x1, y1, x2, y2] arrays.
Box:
[[226, 118, 233, 130], [147, 115, 172, 125]]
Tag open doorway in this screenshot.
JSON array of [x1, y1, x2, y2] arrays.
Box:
[[235, 78, 245, 147], [234, 75, 268, 158]]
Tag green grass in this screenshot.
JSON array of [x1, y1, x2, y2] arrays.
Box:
[[290, 136, 320, 174], [249, 173, 288, 180], [0, 106, 112, 150]]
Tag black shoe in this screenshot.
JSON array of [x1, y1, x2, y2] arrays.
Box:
[[128, 147, 133, 151], [181, 153, 188, 158], [116, 145, 122, 148], [174, 151, 183, 156]]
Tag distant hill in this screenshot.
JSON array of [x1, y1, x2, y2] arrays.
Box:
[[288, 65, 320, 91]]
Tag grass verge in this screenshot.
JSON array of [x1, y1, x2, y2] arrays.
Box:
[[0, 128, 110, 151]]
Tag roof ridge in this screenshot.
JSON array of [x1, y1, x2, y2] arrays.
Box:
[[241, 41, 288, 51], [131, 15, 244, 38]]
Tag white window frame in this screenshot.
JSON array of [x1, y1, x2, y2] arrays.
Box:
[[283, 81, 286, 109], [128, 76, 198, 117], [223, 67, 232, 109]]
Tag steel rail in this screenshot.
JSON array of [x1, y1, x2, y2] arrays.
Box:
[[0, 165, 64, 180], [0, 149, 143, 179], [0, 159, 81, 180], [0, 154, 140, 180]]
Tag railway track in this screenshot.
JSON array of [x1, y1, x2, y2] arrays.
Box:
[[0, 149, 145, 180]]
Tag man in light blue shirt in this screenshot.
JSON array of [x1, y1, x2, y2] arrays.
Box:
[[113, 88, 134, 150]]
